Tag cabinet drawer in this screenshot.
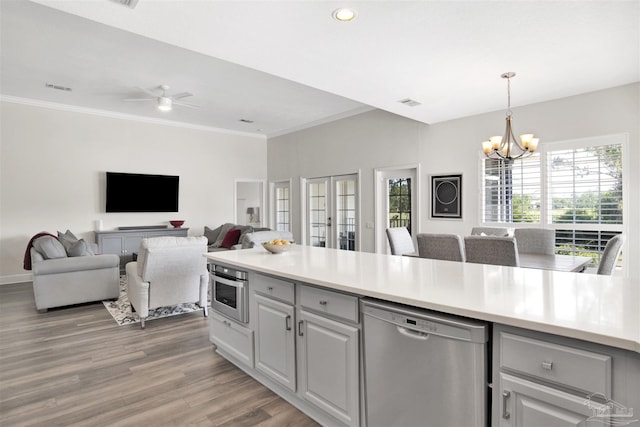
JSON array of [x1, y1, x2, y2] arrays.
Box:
[[299, 285, 358, 323], [500, 332, 611, 394], [253, 274, 294, 304], [210, 312, 254, 368]]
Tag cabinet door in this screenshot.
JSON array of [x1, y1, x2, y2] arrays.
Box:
[[499, 373, 609, 427], [99, 235, 124, 256], [298, 309, 359, 427], [254, 294, 296, 391]]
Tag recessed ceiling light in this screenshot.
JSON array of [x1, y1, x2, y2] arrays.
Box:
[[332, 8, 357, 22]]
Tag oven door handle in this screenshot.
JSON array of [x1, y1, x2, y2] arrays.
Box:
[[213, 274, 246, 289]]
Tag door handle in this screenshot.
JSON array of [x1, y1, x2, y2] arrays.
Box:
[[285, 315, 291, 331], [327, 216, 332, 227], [502, 391, 511, 419]]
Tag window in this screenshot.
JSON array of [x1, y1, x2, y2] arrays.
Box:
[[274, 181, 290, 232], [482, 134, 626, 267]]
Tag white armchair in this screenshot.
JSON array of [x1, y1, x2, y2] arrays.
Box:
[[126, 236, 208, 328]]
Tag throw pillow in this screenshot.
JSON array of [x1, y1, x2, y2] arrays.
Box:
[[33, 236, 67, 259], [212, 223, 235, 248], [66, 238, 95, 257], [57, 229, 79, 250], [220, 229, 242, 249], [204, 225, 222, 245]]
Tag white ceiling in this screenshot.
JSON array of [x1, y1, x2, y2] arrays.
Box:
[[2, 1, 638, 138]]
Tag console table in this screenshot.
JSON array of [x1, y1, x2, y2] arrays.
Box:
[[95, 227, 189, 271]]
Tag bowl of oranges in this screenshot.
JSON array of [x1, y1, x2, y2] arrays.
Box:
[[262, 239, 293, 254]]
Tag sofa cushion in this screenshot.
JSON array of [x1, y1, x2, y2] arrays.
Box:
[[33, 236, 67, 259], [66, 238, 95, 257], [211, 223, 235, 248], [204, 225, 222, 245], [221, 229, 242, 249]]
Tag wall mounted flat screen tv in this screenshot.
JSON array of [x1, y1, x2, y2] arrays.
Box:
[[106, 172, 179, 213]]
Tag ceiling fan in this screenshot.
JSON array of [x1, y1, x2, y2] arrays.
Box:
[[124, 85, 199, 111]]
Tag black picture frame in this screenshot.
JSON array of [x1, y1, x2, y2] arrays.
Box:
[[431, 174, 462, 219]]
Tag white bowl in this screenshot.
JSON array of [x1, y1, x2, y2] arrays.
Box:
[[262, 243, 292, 254]]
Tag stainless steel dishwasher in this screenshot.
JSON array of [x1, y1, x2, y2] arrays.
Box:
[[362, 298, 489, 427]]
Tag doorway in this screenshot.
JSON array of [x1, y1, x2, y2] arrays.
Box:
[[375, 166, 419, 253]]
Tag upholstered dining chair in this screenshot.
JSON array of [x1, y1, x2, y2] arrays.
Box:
[[470, 227, 510, 237], [514, 228, 555, 255], [386, 227, 415, 256], [416, 233, 466, 262], [464, 236, 520, 267], [597, 234, 625, 275], [126, 236, 208, 328]]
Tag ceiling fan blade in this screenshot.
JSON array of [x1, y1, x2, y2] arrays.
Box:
[[136, 86, 162, 97], [170, 92, 193, 100], [123, 98, 155, 102], [173, 100, 200, 109]]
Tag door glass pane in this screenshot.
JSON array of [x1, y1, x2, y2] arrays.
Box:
[[275, 184, 290, 232], [309, 181, 327, 247], [336, 178, 356, 251], [388, 178, 411, 231]]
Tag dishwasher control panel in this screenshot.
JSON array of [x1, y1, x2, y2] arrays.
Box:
[[392, 313, 438, 332]]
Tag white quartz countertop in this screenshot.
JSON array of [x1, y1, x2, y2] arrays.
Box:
[[206, 245, 640, 353]]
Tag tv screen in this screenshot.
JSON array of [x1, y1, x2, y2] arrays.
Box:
[[106, 172, 179, 213]]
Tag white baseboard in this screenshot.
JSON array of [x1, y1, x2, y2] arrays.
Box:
[[1, 273, 32, 285]]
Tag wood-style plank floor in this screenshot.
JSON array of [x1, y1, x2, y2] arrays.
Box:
[[0, 282, 320, 427]]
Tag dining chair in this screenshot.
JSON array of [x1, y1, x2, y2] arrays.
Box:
[[416, 233, 466, 262], [514, 228, 555, 255], [470, 227, 509, 237], [597, 234, 625, 275], [386, 227, 415, 256], [464, 236, 519, 267]]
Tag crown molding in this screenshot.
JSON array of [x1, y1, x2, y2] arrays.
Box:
[[0, 95, 267, 140]]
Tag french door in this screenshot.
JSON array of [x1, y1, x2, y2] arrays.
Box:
[[305, 174, 358, 251]]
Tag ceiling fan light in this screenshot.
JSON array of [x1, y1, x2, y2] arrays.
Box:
[[157, 97, 172, 112]]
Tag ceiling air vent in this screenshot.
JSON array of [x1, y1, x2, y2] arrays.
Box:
[[45, 83, 72, 92], [109, 0, 139, 9], [239, 119, 254, 124], [398, 98, 421, 107]]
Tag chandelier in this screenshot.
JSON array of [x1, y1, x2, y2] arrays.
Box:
[[481, 72, 539, 161]]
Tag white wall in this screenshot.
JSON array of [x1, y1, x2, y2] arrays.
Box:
[[0, 101, 267, 283], [268, 83, 640, 278], [268, 109, 422, 252]]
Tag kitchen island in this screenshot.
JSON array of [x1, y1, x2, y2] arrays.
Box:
[[205, 245, 640, 427]]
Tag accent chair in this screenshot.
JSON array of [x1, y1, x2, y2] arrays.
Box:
[[416, 233, 466, 262]]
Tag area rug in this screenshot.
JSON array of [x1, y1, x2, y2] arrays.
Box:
[[103, 276, 209, 326]]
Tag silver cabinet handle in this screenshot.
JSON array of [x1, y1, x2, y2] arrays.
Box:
[[542, 361, 553, 370], [502, 391, 511, 419], [319, 300, 328, 306], [267, 286, 274, 292], [285, 315, 292, 331], [298, 320, 304, 336]]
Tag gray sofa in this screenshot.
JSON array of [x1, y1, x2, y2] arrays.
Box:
[[204, 223, 293, 251], [29, 233, 120, 312]]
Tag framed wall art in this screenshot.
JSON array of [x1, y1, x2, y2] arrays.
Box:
[[431, 174, 462, 219]]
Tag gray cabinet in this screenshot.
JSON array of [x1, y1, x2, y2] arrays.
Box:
[[95, 227, 188, 271], [209, 312, 254, 368], [254, 293, 296, 391], [493, 325, 640, 427], [298, 308, 359, 427]]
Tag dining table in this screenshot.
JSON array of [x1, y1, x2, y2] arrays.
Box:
[[518, 253, 593, 272], [405, 252, 593, 273]]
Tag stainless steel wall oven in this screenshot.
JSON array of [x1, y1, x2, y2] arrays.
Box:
[[210, 264, 248, 323]]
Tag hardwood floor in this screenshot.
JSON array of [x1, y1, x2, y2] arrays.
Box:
[[0, 282, 319, 427]]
